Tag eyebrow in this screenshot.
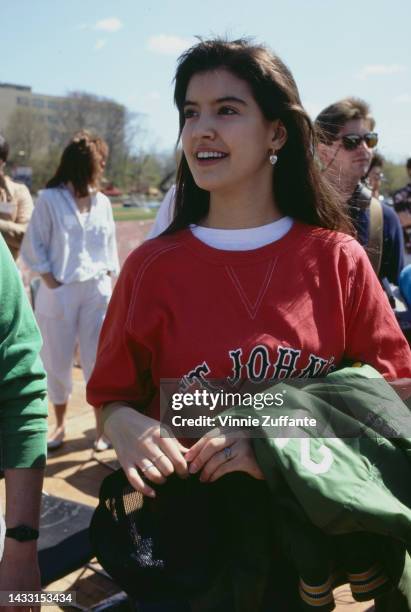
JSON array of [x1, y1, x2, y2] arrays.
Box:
[[183, 96, 247, 108]]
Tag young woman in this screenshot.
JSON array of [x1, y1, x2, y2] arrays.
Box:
[[87, 39, 411, 607], [22, 132, 119, 450]]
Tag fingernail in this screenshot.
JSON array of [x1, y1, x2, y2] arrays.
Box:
[[148, 491, 156, 498], [189, 463, 198, 474]]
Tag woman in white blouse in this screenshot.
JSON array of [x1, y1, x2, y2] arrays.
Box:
[[22, 132, 119, 450]]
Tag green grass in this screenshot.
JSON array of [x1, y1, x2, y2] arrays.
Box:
[[113, 207, 157, 222]]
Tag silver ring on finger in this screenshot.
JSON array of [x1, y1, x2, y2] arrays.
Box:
[[223, 446, 232, 460], [141, 462, 155, 473]]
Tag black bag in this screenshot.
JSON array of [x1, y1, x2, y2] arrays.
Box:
[[89, 469, 276, 605]]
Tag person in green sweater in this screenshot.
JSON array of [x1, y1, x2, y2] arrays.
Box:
[[0, 234, 48, 610]]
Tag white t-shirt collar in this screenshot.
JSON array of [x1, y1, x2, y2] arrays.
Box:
[[190, 217, 293, 251]]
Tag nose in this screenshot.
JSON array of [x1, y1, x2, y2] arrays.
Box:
[[191, 112, 216, 140]]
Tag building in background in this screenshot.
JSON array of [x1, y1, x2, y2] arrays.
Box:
[[0, 83, 129, 190], [0, 83, 175, 195], [0, 83, 70, 148]]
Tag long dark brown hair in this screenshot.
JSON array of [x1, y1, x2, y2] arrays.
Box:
[[165, 38, 352, 235], [46, 132, 105, 197]]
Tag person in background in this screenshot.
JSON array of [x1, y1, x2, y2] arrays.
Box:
[[0, 234, 48, 612], [0, 134, 34, 260], [146, 184, 176, 240], [146, 150, 182, 239], [367, 152, 385, 201], [70, 131, 109, 370], [315, 98, 404, 284], [394, 157, 411, 305], [393, 158, 411, 252], [393, 157, 411, 213], [21, 132, 119, 451]]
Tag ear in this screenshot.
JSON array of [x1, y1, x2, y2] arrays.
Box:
[[271, 120, 287, 151]]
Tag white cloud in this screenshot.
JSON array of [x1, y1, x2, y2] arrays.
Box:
[[357, 64, 407, 79], [147, 34, 195, 55], [394, 93, 411, 104], [94, 17, 123, 32], [94, 39, 107, 51]]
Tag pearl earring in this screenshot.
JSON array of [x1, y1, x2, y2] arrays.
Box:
[[269, 151, 278, 166]]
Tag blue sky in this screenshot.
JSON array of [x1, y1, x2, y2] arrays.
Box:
[[3, 0, 411, 160]]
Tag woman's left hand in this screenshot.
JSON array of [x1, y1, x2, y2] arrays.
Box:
[[185, 432, 264, 483]]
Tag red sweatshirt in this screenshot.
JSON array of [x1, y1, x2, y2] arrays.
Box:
[[87, 223, 411, 416]]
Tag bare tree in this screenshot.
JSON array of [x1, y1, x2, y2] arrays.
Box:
[[158, 151, 178, 193], [5, 91, 165, 192], [55, 91, 143, 185], [5, 107, 48, 162]]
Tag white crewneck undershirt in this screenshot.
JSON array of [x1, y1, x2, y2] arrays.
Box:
[[190, 217, 293, 251]]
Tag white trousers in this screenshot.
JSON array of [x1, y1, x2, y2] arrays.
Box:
[[35, 275, 112, 404]]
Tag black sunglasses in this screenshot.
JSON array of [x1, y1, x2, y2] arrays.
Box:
[[338, 132, 379, 151]]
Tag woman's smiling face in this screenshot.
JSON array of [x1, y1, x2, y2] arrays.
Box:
[[181, 68, 276, 195]]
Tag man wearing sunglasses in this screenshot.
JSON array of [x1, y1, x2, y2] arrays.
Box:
[[315, 97, 404, 285]]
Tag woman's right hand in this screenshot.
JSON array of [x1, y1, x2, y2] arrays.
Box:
[[102, 403, 189, 497]]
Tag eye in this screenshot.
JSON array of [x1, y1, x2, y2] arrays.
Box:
[[218, 106, 237, 116], [183, 108, 198, 119]]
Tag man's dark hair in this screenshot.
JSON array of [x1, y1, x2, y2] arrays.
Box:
[[406, 158, 411, 170], [315, 97, 375, 145], [368, 152, 384, 173], [0, 134, 9, 163]]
